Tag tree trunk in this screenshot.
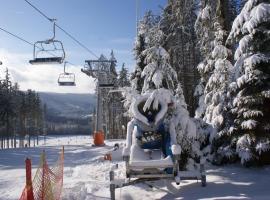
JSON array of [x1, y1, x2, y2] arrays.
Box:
[[28, 136, 30, 147], [14, 135, 16, 148], [1, 137, 3, 149]]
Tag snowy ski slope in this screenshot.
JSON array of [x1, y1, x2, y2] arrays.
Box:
[[0, 135, 269, 200]]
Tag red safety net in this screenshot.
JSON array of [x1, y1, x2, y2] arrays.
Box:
[[19, 147, 64, 200]]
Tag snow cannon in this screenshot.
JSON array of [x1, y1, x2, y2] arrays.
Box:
[[93, 130, 105, 146], [109, 92, 206, 200]]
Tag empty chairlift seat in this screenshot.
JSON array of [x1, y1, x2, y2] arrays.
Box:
[[58, 73, 75, 86], [58, 62, 76, 86]]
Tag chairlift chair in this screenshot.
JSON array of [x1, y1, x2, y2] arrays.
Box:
[[29, 20, 65, 65], [58, 62, 76, 86]]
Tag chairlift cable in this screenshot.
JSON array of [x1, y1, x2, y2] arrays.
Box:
[[24, 0, 53, 22], [0, 27, 34, 47], [55, 24, 99, 58], [23, 0, 99, 59], [0, 26, 56, 57]]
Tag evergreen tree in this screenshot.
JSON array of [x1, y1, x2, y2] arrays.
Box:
[[226, 0, 270, 166], [118, 63, 130, 87], [193, 0, 237, 163], [203, 0, 235, 164], [194, 0, 217, 119], [0, 68, 44, 149], [0, 69, 15, 148], [194, 0, 236, 118], [131, 11, 161, 92]]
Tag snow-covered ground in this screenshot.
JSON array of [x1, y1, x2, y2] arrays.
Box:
[[0, 135, 269, 200]]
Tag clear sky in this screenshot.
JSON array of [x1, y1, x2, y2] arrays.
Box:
[[0, 0, 166, 93]]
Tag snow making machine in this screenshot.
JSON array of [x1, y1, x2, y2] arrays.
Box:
[[109, 94, 206, 199]]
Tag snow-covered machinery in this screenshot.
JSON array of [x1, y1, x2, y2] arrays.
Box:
[[109, 93, 206, 199]]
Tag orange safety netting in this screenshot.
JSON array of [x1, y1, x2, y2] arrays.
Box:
[[19, 147, 64, 200]]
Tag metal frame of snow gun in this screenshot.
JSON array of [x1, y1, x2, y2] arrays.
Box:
[[109, 155, 206, 200]]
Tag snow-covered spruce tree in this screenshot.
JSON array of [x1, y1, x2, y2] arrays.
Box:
[[226, 0, 270, 166], [194, 0, 238, 163], [192, 0, 218, 162], [118, 63, 130, 88], [203, 0, 236, 165], [130, 11, 161, 92], [194, 0, 216, 119], [194, 0, 236, 118]]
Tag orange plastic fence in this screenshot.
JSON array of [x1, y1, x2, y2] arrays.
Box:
[[93, 130, 105, 146], [19, 147, 64, 200]]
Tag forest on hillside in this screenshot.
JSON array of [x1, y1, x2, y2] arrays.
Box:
[[0, 69, 44, 148], [0, 62, 131, 147]]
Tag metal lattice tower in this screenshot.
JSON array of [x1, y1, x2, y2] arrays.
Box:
[[81, 52, 117, 136]]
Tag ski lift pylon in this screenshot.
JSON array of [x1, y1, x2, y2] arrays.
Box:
[[58, 61, 76, 86], [29, 19, 65, 65]]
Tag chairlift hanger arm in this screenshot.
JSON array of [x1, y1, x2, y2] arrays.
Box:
[[47, 20, 56, 42], [63, 61, 68, 73]]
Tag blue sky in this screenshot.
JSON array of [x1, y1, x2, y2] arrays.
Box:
[[0, 0, 166, 93]]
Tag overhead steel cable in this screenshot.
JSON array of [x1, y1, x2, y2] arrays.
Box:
[[0, 26, 59, 58], [24, 0, 53, 22], [0, 27, 34, 46], [24, 0, 99, 59], [55, 24, 99, 59]]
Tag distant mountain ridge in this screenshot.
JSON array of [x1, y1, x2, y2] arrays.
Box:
[[38, 92, 96, 118]]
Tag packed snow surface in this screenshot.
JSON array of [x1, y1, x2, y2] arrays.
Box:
[[0, 135, 270, 200]]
